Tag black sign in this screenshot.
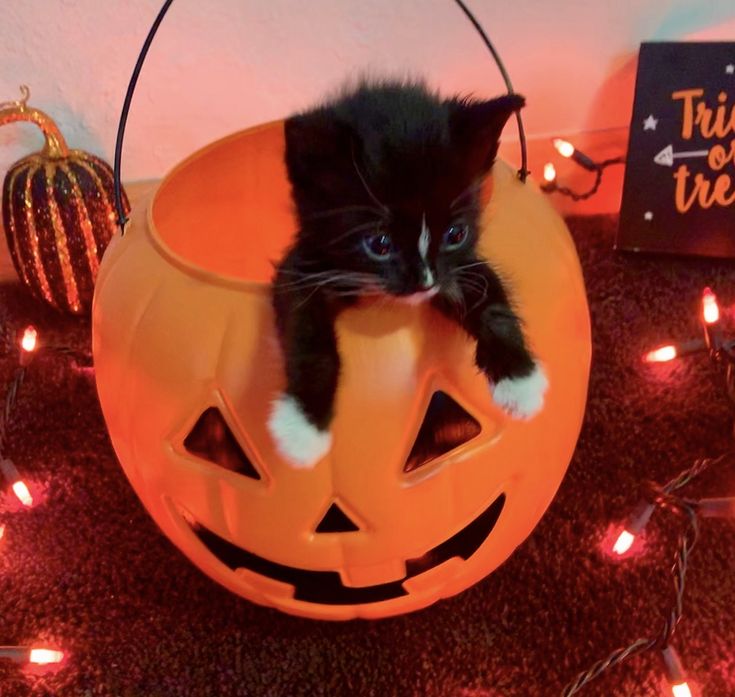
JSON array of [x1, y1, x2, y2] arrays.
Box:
[[618, 42, 735, 258]]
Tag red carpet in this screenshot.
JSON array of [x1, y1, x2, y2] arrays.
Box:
[[0, 215, 734, 697]]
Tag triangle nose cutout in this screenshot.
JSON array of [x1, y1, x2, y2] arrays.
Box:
[[315, 503, 361, 533], [404, 391, 482, 473]]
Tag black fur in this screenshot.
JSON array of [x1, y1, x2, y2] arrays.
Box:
[[272, 79, 536, 437]]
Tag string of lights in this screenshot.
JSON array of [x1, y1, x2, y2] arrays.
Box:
[[0, 325, 66, 675], [1, 300, 731, 692], [561, 287, 735, 696], [0, 327, 38, 508], [541, 139, 625, 200], [0, 254, 729, 694]]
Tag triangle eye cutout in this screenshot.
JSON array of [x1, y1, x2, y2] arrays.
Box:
[[404, 392, 482, 473], [184, 407, 261, 480], [315, 503, 361, 533]]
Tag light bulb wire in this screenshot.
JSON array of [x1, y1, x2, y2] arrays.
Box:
[[0, 367, 24, 456], [0, 327, 93, 487], [560, 453, 732, 696], [549, 155, 625, 202]]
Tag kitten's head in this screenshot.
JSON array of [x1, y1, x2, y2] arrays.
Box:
[[284, 83, 523, 299]]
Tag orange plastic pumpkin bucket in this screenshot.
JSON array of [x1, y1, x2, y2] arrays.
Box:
[[92, 2, 590, 620], [93, 119, 590, 620]]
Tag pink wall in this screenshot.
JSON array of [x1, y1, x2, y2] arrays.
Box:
[[2, 0, 735, 212]]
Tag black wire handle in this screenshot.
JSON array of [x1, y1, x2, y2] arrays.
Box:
[[113, 0, 174, 233], [451, 0, 528, 183], [113, 0, 529, 233]]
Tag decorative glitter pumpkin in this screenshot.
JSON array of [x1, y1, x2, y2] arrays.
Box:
[[0, 86, 128, 314], [92, 121, 591, 620]]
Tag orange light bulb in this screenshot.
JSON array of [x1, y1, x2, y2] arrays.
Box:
[[671, 681, 692, 697], [610, 502, 654, 558], [12, 480, 33, 507], [613, 529, 635, 555], [702, 287, 720, 324], [553, 138, 575, 158], [543, 162, 557, 183], [28, 648, 64, 665], [20, 326, 37, 353], [645, 345, 678, 363]]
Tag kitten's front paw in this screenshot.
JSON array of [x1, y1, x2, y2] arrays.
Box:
[[268, 394, 332, 468], [491, 362, 549, 420]]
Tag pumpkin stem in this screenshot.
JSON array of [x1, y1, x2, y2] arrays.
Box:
[[0, 85, 69, 159]]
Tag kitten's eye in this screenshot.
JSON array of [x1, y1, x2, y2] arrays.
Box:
[[442, 224, 469, 250], [363, 233, 394, 260]]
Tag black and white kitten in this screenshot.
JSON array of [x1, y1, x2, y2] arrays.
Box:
[[269, 80, 547, 468]]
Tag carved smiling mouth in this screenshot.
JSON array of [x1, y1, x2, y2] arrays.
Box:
[[180, 493, 505, 605]]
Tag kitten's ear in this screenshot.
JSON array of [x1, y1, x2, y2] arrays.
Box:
[[284, 111, 357, 191], [447, 93, 525, 174]]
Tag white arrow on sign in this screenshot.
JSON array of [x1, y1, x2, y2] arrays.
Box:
[[654, 144, 709, 167]]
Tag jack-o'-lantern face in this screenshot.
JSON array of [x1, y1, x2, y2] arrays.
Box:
[[175, 394, 503, 607], [92, 122, 590, 620]]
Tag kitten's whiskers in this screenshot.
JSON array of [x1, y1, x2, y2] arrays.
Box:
[[449, 205, 479, 220], [325, 220, 383, 247], [454, 261, 491, 271], [442, 279, 467, 316], [450, 180, 482, 209], [298, 219, 384, 248], [351, 142, 390, 215], [451, 268, 490, 316], [303, 205, 389, 222], [275, 270, 384, 296], [290, 273, 384, 310]]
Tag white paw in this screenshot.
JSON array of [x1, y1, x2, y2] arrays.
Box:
[[268, 394, 332, 468], [492, 362, 549, 419]]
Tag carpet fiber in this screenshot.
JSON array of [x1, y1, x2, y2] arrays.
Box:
[[1, 215, 734, 697]]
